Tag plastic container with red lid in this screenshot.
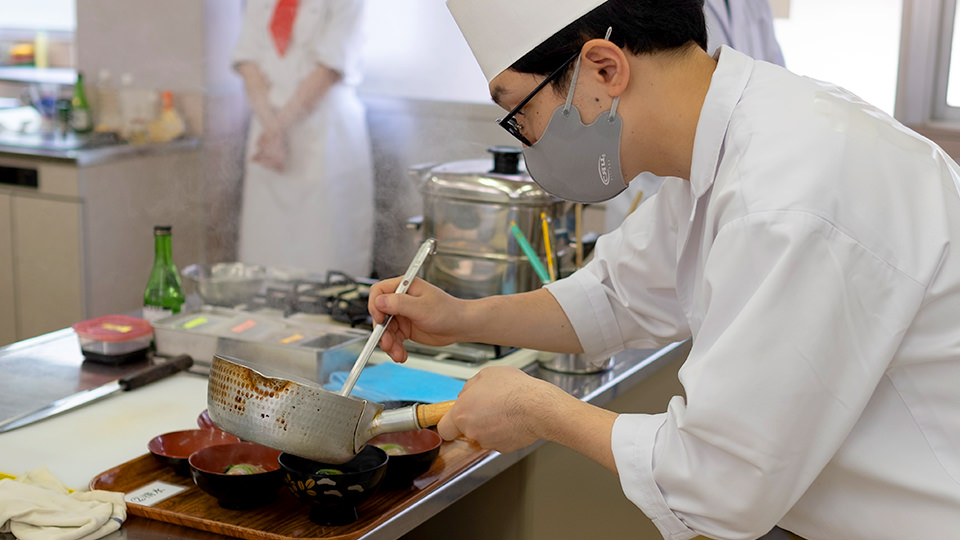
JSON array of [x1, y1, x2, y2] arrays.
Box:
[[72, 314, 154, 363]]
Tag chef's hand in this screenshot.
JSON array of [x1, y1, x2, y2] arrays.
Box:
[[369, 277, 467, 363], [437, 366, 565, 452], [439, 366, 620, 473], [252, 128, 287, 172]]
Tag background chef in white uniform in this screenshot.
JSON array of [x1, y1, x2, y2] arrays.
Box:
[[233, 0, 374, 277], [605, 0, 785, 234], [369, 1, 960, 539]]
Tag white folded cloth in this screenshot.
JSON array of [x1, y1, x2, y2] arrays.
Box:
[[0, 467, 126, 540]]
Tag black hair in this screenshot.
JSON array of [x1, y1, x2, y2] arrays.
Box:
[[510, 0, 707, 91]]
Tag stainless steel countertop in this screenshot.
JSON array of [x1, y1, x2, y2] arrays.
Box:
[[0, 135, 200, 167], [0, 327, 689, 539]]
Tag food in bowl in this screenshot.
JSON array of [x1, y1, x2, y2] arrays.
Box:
[[224, 463, 268, 475], [373, 442, 409, 456]]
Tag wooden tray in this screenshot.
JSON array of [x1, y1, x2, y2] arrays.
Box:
[[90, 439, 489, 540]]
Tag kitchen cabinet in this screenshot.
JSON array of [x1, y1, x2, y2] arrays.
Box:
[[0, 193, 14, 345], [0, 143, 203, 346], [0, 168, 85, 344], [10, 192, 85, 341]]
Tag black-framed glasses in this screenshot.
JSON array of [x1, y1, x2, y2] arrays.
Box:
[[497, 51, 580, 146]]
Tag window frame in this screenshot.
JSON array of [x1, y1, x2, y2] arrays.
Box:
[[896, 0, 960, 126]]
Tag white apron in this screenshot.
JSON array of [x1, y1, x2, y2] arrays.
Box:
[[233, 0, 374, 277]]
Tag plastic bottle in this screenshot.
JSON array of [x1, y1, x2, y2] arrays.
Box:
[[148, 90, 186, 142], [33, 32, 48, 69], [118, 73, 150, 144], [70, 72, 93, 134], [94, 69, 123, 134], [143, 225, 185, 322]]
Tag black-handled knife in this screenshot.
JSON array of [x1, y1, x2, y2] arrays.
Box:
[[0, 354, 194, 434]]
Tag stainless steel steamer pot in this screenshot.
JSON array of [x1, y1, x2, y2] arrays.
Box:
[[411, 147, 567, 299]]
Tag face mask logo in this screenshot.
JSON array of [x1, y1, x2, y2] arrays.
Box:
[[598, 154, 612, 186]]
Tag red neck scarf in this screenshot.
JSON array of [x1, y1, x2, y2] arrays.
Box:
[[269, 0, 299, 57]]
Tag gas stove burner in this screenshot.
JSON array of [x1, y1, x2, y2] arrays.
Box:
[[246, 270, 372, 326], [330, 288, 372, 328]]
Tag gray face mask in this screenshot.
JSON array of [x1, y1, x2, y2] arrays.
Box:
[[522, 54, 627, 204]]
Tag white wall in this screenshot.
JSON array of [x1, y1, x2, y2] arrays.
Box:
[[359, 0, 490, 103], [357, 2, 514, 275]]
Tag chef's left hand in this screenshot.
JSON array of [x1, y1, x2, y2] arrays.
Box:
[[437, 366, 568, 453]]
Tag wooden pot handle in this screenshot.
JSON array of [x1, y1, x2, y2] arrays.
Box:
[[416, 401, 454, 428]]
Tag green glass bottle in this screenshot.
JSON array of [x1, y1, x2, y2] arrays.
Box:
[[143, 225, 184, 322], [70, 71, 93, 134]]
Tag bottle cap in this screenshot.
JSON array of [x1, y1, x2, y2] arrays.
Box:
[[154, 225, 172, 234]]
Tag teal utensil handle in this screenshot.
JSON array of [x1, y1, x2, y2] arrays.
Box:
[[510, 222, 551, 285]]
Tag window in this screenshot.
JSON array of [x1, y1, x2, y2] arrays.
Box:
[[774, 0, 904, 116], [896, 0, 960, 125], [0, 0, 76, 31], [948, 0, 960, 106]]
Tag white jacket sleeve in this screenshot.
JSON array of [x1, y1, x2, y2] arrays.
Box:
[[232, 0, 267, 69], [613, 211, 928, 540], [545, 185, 692, 361], [306, 0, 365, 83]]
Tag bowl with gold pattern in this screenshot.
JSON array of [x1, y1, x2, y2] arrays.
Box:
[[279, 445, 388, 525]]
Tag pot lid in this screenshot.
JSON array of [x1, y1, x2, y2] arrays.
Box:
[[418, 147, 557, 205]]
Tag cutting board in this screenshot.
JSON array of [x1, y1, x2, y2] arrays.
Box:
[[0, 373, 208, 490]]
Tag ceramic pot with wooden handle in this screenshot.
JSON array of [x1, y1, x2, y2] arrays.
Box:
[[207, 354, 453, 464]]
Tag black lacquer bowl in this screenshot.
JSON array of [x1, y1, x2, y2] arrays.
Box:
[[279, 445, 389, 525], [188, 442, 283, 509], [370, 429, 443, 489]]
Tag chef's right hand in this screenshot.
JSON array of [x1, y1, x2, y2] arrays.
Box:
[[369, 277, 466, 363]]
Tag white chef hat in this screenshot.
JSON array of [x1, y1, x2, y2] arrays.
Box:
[[446, 0, 608, 82]]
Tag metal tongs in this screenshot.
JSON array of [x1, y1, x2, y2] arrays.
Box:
[[338, 238, 437, 396]]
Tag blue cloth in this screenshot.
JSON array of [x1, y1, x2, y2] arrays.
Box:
[[324, 362, 464, 404]]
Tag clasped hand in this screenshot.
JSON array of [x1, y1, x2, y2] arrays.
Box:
[[252, 128, 288, 172]]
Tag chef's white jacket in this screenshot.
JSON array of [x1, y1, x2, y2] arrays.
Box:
[[546, 46, 960, 540]]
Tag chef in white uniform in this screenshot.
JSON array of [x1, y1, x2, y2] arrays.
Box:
[[606, 0, 785, 234], [233, 0, 374, 277], [368, 1, 960, 539]]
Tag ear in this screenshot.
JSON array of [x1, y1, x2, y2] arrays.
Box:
[[581, 38, 630, 97]]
